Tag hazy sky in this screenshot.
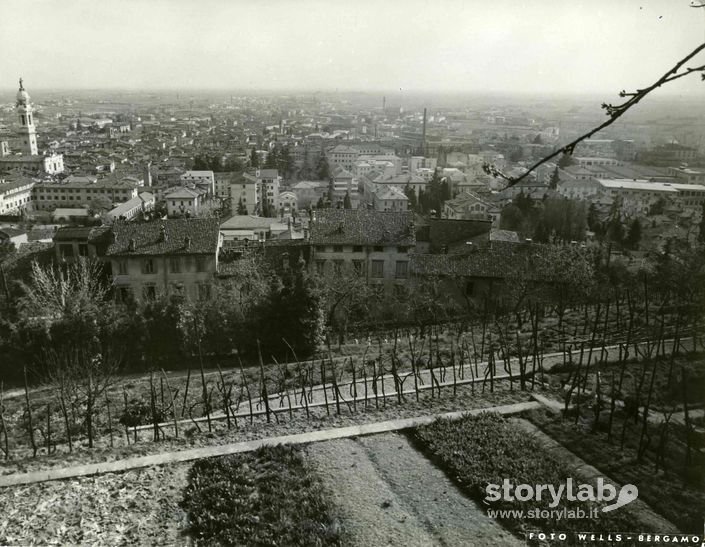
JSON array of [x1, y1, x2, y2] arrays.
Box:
[[2, 0, 705, 95]]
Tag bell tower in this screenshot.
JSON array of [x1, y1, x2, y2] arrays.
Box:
[[16, 78, 39, 156]]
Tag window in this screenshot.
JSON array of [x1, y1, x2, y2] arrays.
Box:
[[465, 281, 475, 296], [316, 260, 326, 275], [143, 285, 157, 300], [352, 260, 364, 276], [333, 259, 343, 275], [316, 245, 327, 252], [397, 246, 408, 253], [353, 245, 363, 253], [78, 244, 89, 257], [195, 256, 207, 272], [170, 257, 181, 273], [373, 245, 384, 252], [371, 260, 384, 278], [116, 286, 131, 303], [395, 261, 408, 279], [142, 258, 156, 274]]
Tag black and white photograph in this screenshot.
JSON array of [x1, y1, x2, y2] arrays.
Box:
[[0, 0, 704, 545]]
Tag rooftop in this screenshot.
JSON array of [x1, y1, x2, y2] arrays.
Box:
[[311, 209, 415, 246], [106, 218, 220, 256], [53, 225, 111, 243], [257, 169, 279, 179], [220, 215, 279, 230], [165, 187, 201, 199], [596, 179, 679, 193]]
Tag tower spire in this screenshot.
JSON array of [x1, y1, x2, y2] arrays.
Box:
[[15, 77, 38, 156]]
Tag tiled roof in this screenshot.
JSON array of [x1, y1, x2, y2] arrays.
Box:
[[417, 218, 491, 251], [220, 215, 277, 230], [333, 165, 354, 178], [106, 218, 220, 256], [53, 225, 111, 242], [383, 174, 425, 185], [165, 187, 201, 199], [53, 208, 90, 217], [0, 227, 26, 238], [310, 209, 415, 246], [0, 179, 35, 194], [257, 169, 279, 179], [375, 186, 407, 200]]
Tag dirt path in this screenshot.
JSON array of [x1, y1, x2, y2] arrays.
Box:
[[307, 432, 521, 547]]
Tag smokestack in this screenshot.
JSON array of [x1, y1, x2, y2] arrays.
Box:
[[144, 161, 152, 188], [382, 96, 386, 111], [422, 108, 427, 157]]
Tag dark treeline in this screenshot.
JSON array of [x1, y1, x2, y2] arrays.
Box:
[[0, 238, 703, 388]]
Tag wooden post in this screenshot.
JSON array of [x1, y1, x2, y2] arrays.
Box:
[[23, 366, 37, 458], [217, 364, 231, 430], [149, 371, 159, 442], [320, 360, 330, 415], [104, 395, 113, 448], [161, 369, 179, 438], [46, 403, 52, 454], [257, 340, 271, 424], [238, 359, 254, 425], [122, 387, 130, 446], [351, 358, 357, 413], [181, 367, 191, 418]]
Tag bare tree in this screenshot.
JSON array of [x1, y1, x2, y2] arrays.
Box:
[[483, 41, 705, 186], [16, 259, 123, 448]]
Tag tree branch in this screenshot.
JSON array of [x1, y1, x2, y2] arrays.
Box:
[[483, 41, 705, 187]]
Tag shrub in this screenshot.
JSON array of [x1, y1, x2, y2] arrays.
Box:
[[119, 398, 170, 428]]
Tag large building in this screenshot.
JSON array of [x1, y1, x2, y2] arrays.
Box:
[[0, 79, 64, 176], [32, 176, 139, 211], [596, 179, 705, 215], [0, 178, 34, 215], [310, 209, 415, 291], [230, 172, 260, 215], [165, 186, 206, 218], [180, 170, 215, 195], [258, 169, 281, 212], [106, 218, 222, 302]]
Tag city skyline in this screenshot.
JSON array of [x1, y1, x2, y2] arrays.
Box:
[[1, 0, 705, 95]]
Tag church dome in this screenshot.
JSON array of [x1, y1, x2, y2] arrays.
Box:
[[16, 79, 30, 104], [16, 89, 30, 104]]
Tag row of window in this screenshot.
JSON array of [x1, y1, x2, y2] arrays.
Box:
[[115, 256, 209, 275], [315, 259, 408, 279], [36, 188, 132, 194], [59, 243, 89, 257], [316, 245, 409, 253]]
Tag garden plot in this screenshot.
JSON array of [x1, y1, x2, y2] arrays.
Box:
[[0, 463, 190, 546], [307, 432, 520, 547]]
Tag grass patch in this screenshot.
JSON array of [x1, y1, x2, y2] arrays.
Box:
[[412, 412, 648, 542], [180, 444, 341, 546]]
